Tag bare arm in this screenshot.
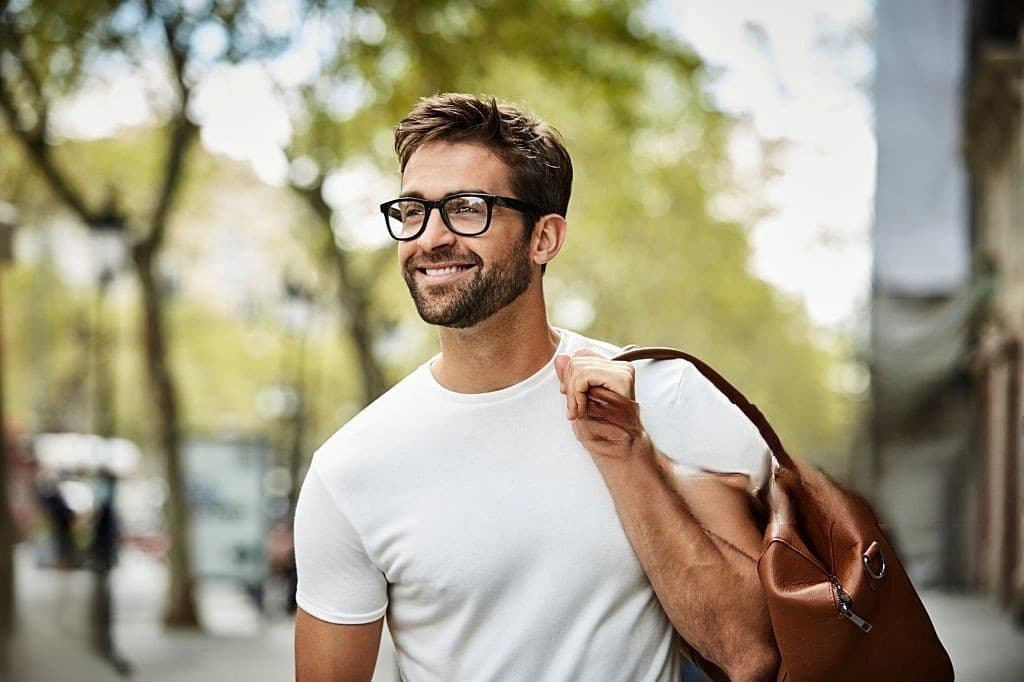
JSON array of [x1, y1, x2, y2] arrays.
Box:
[[555, 351, 778, 681], [593, 438, 777, 680], [295, 608, 383, 682]]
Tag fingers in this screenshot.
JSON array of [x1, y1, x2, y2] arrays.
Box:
[[556, 351, 635, 421], [554, 353, 571, 388], [555, 349, 601, 388], [571, 386, 646, 454]]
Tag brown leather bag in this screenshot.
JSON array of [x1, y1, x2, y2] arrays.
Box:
[[613, 347, 954, 681]]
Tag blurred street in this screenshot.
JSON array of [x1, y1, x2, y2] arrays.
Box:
[[4, 544, 401, 682], [1, 540, 1022, 681], [926, 591, 1024, 682]]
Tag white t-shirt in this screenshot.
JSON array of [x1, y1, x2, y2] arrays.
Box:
[[294, 328, 770, 681]]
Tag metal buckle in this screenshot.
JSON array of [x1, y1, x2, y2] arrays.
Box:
[[863, 542, 887, 579]]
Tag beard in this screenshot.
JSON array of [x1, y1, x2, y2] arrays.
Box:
[[403, 237, 534, 329]]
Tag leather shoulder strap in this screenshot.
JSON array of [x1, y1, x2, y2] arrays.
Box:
[[611, 346, 795, 470]]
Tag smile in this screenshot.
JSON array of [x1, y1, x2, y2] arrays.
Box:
[[417, 263, 477, 280]]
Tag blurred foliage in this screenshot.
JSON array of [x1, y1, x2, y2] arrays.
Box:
[[1, 254, 371, 461], [0, 0, 861, 473]]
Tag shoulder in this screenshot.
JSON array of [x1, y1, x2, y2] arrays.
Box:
[[558, 328, 623, 358], [312, 363, 431, 484], [632, 353, 772, 492], [563, 331, 771, 487], [559, 328, 695, 406]]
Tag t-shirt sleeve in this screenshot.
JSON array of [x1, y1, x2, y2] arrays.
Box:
[[643, 359, 772, 492], [293, 462, 388, 624]]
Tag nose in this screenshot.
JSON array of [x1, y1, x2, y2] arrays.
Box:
[[415, 207, 457, 251]]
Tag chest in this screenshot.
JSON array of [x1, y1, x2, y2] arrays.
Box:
[[357, 405, 648, 605]]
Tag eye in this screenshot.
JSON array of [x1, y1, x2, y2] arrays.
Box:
[[398, 203, 424, 220], [448, 197, 486, 214]]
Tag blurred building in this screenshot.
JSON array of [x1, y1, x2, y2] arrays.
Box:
[[968, 1, 1024, 616], [866, 0, 1024, 617]]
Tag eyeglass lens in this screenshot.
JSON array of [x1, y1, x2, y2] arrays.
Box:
[[387, 195, 490, 239]]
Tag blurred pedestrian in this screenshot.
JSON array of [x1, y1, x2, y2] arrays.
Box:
[[267, 520, 297, 614], [88, 468, 131, 677], [36, 471, 77, 570]]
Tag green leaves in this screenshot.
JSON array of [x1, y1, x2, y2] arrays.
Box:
[[0, 0, 853, 468]]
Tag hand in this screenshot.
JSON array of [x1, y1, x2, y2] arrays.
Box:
[[554, 349, 648, 457]]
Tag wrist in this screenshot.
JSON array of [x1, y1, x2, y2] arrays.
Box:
[[589, 429, 655, 465]]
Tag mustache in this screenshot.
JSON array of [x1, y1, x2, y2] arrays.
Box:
[[405, 248, 482, 272]]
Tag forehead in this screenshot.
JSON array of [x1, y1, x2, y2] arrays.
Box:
[[401, 141, 513, 197]]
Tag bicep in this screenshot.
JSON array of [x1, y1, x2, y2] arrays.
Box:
[[643, 359, 772, 493], [295, 608, 383, 682]]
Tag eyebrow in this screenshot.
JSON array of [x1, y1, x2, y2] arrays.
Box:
[[398, 188, 490, 200]]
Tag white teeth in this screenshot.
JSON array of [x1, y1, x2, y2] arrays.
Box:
[[424, 265, 469, 276]]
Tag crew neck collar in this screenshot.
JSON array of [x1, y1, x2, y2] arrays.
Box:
[[420, 328, 572, 404]]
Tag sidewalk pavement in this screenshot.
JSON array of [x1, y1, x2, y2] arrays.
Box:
[[3, 543, 1024, 681], [922, 590, 1024, 682], [3, 544, 400, 682]]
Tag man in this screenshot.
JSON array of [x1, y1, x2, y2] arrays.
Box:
[[294, 94, 779, 681]]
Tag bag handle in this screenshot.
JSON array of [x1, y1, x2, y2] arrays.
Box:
[[611, 346, 795, 471]]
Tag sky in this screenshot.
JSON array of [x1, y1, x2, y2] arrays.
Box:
[[49, 0, 875, 333], [659, 0, 875, 332]]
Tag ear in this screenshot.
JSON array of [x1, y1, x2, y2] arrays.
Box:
[[530, 214, 568, 268]]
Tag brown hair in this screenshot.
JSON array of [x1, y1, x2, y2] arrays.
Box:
[[393, 94, 573, 220]]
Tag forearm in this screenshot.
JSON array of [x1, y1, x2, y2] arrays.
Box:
[[552, 354, 778, 678], [591, 435, 778, 681]]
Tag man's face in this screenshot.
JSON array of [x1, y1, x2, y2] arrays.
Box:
[[398, 141, 535, 329]]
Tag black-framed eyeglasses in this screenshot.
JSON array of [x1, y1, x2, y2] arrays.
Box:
[[379, 192, 542, 241]]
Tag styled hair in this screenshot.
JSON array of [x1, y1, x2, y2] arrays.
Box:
[[393, 94, 573, 220]]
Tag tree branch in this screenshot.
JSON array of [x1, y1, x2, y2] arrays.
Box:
[[145, 108, 196, 250], [294, 178, 362, 298], [6, 34, 47, 122], [292, 177, 388, 402], [143, 11, 197, 251], [0, 58, 99, 226]]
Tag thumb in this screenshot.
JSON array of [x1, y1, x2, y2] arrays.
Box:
[[572, 348, 603, 358], [554, 353, 571, 388]]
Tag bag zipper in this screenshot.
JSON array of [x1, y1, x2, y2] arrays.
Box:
[[832, 577, 872, 633], [769, 537, 874, 634]]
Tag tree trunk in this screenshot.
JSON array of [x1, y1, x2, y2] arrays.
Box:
[[92, 279, 116, 438], [132, 243, 199, 628], [0, 265, 15, 661], [0, 462, 11, 669], [341, 282, 388, 405], [294, 182, 389, 405], [287, 331, 308, 520]]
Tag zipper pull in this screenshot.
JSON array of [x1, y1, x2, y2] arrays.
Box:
[[833, 579, 873, 633]]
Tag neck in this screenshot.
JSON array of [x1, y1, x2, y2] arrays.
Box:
[[431, 285, 560, 393]]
